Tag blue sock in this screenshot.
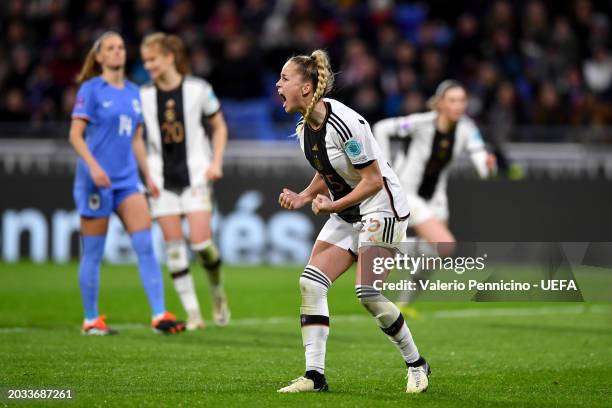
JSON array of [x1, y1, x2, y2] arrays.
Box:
[[130, 229, 166, 316], [79, 234, 106, 320]]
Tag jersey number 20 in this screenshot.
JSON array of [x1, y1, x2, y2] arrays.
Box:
[[162, 122, 185, 144]]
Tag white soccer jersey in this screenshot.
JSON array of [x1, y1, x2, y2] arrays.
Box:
[[140, 75, 221, 190], [297, 98, 410, 223], [373, 111, 488, 201]]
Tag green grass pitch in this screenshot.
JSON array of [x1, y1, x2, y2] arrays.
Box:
[[0, 262, 611, 407]]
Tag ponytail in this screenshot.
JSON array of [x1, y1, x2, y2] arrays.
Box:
[[288, 49, 334, 124]]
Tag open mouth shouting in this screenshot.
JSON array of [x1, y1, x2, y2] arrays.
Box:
[[278, 91, 287, 109]]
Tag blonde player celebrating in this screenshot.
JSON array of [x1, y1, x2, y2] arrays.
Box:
[[140, 33, 230, 329], [276, 49, 430, 394], [373, 80, 496, 306]]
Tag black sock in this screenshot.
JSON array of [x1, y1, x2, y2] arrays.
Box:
[[305, 370, 327, 387], [406, 356, 426, 368]]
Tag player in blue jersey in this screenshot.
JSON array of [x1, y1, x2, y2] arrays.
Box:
[[69, 31, 185, 335]]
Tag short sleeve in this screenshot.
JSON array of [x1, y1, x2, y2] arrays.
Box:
[[133, 92, 144, 125], [462, 121, 489, 178], [338, 118, 377, 169], [202, 83, 221, 117], [72, 82, 96, 122], [464, 121, 486, 153], [394, 116, 415, 137]]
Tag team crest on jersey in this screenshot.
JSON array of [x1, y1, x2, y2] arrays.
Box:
[[132, 99, 142, 114], [344, 139, 363, 159], [88, 193, 101, 210], [313, 158, 324, 171], [440, 139, 450, 149]]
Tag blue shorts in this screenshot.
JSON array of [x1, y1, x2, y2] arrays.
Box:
[[73, 182, 142, 218]]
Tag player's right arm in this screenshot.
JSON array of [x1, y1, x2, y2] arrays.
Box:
[[372, 115, 415, 163], [69, 82, 110, 188], [279, 172, 327, 210], [69, 118, 111, 188]]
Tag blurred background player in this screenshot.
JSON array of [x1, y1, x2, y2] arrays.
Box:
[[373, 80, 496, 309], [140, 33, 230, 329], [70, 32, 186, 335], [276, 49, 430, 394]]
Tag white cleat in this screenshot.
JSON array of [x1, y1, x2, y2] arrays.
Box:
[[406, 360, 431, 393], [212, 290, 231, 326], [277, 376, 328, 393], [186, 312, 206, 331]]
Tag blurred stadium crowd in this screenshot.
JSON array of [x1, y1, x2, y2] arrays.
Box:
[[0, 0, 610, 140]]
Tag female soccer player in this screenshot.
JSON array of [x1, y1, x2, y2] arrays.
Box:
[[139, 33, 230, 329], [276, 49, 430, 393], [373, 80, 496, 306], [70, 31, 185, 335]]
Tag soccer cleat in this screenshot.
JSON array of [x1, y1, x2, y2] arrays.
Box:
[[152, 311, 186, 334], [212, 290, 231, 326], [406, 358, 431, 393], [82, 315, 118, 336], [277, 371, 329, 393], [186, 311, 206, 331]]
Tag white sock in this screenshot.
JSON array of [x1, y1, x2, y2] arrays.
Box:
[[191, 240, 222, 291], [166, 240, 202, 317], [171, 272, 201, 316], [300, 265, 331, 374], [356, 285, 420, 364]]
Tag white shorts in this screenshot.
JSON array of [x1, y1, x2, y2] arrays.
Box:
[[149, 184, 212, 218], [316, 212, 408, 255], [406, 193, 448, 227]]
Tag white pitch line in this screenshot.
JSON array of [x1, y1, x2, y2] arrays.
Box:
[[0, 305, 609, 334]]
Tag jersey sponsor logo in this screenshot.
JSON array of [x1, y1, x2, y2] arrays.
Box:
[[132, 99, 142, 114], [102, 100, 113, 108], [88, 193, 101, 210], [344, 139, 363, 160]]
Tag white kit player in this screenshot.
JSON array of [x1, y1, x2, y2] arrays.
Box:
[[373, 80, 496, 306], [276, 49, 430, 394], [140, 33, 230, 329]]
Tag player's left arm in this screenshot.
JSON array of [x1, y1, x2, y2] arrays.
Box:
[[132, 124, 159, 197], [465, 123, 496, 178], [312, 121, 383, 215], [207, 111, 228, 181]]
